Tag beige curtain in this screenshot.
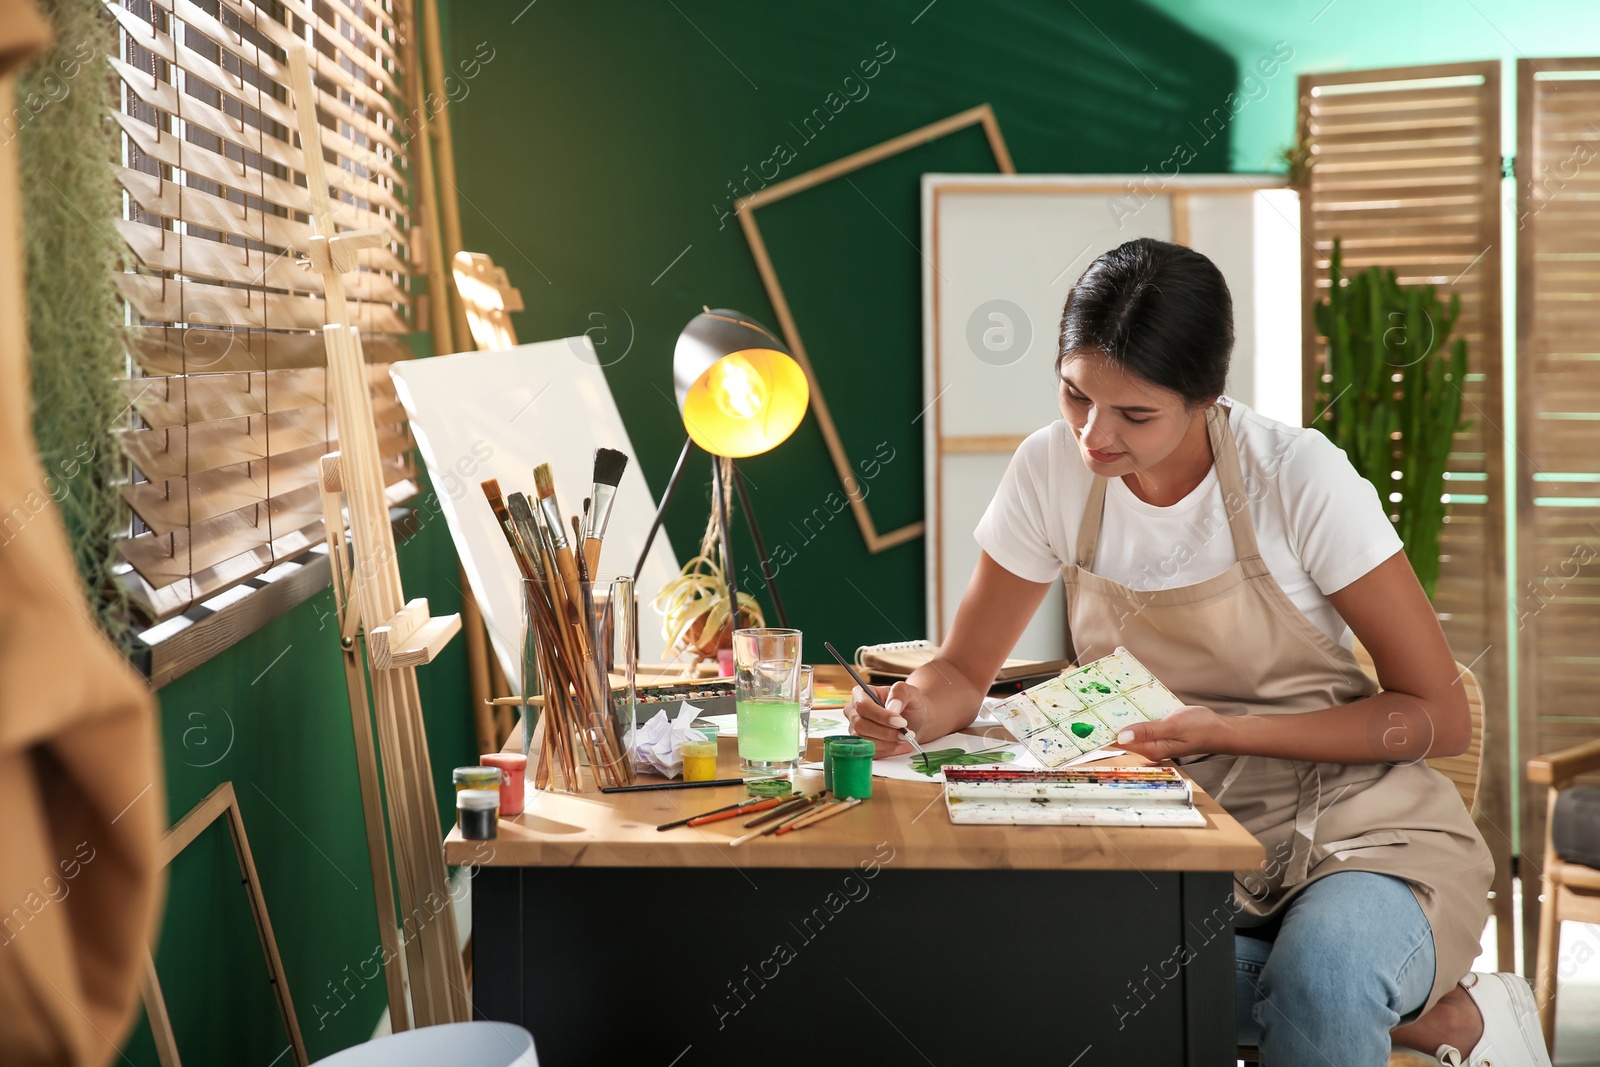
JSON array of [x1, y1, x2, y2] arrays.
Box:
[[0, 3, 164, 1064]]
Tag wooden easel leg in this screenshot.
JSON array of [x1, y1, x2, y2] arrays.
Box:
[[461, 577, 497, 754], [338, 641, 412, 1032]]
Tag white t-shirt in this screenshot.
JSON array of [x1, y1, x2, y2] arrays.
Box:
[[973, 397, 1402, 646]]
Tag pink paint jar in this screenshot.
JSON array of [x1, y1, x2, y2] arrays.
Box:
[[480, 753, 527, 816]]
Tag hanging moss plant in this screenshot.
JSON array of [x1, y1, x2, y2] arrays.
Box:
[[17, 0, 133, 646], [1313, 238, 1470, 600]]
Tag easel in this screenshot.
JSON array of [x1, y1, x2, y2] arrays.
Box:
[[450, 249, 523, 754], [288, 47, 467, 1028]]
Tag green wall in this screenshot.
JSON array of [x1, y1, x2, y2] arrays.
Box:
[[1142, 0, 1600, 171], [126, 1, 1237, 1059], [121, 508, 474, 1065], [441, 0, 1237, 659]]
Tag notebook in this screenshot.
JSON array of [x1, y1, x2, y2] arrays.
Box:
[[854, 639, 1076, 684]]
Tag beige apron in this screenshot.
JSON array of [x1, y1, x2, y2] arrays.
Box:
[[1060, 404, 1493, 1013]]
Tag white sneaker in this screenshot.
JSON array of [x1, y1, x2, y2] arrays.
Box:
[[1433, 972, 1553, 1067]]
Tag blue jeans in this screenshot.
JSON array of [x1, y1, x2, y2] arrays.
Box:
[[1236, 870, 1437, 1066]]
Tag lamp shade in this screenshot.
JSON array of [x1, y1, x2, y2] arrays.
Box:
[[673, 309, 810, 458]]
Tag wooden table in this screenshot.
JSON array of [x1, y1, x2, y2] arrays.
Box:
[[448, 702, 1263, 1065]]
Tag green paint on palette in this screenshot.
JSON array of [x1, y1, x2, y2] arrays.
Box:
[[1078, 682, 1112, 695], [1070, 721, 1096, 738]]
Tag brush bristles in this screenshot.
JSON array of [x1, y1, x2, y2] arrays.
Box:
[[592, 447, 628, 487], [532, 463, 554, 499], [481, 477, 503, 503]]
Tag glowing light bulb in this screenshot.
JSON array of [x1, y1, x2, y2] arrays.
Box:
[[709, 354, 768, 420]]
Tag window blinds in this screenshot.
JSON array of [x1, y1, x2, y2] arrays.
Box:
[[109, 0, 418, 621]]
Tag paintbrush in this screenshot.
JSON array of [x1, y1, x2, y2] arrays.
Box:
[[533, 464, 587, 620], [584, 447, 628, 576], [481, 479, 535, 580], [775, 796, 861, 836], [741, 790, 824, 829], [823, 640, 932, 772], [656, 796, 755, 831], [729, 794, 828, 846]]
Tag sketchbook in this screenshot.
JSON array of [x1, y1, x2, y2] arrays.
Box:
[[854, 638, 1075, 683], [987, 647, 1185, 768], [944, 766, 1205, 827]]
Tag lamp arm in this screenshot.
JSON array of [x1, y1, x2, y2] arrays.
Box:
[[711, 455, 740, 614], [632, 435, 695, 583], [732, 463, 787, 628]]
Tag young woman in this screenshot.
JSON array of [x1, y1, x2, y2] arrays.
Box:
[[844, 239, 1549, 1066]]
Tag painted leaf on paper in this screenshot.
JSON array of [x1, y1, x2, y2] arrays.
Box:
[[910, 747, 1017, 777]]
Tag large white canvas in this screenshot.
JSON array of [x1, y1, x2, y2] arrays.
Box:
[[922, 175, 1301, 659], [390, 338, 681, 691]]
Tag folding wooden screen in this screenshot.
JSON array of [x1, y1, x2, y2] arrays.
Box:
[[1515, 57, 1600, 971], [109, 0, 420, 621], [1298, 61, 1512, 967]]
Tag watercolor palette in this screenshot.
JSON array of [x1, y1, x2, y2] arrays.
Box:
[[943, 766, 1204, 827], [988, 647, 1184, 768]]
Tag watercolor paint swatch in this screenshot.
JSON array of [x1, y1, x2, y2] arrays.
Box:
[[988, 647, 1184, 768]]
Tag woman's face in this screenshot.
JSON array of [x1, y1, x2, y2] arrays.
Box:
[[1057, 351, 1200, 476]]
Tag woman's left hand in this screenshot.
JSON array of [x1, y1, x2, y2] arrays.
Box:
[[1114, 705, 1229, 762]]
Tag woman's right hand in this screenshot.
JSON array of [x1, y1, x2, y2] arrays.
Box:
[[843, 679, 930, 757]]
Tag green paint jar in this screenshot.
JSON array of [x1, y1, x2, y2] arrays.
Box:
[[829, 737, 875, 800], [823, 736, 854, 793]]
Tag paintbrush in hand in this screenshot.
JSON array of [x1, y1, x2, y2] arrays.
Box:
[[583, 447, 628, 576], [824, 640, 932, 772]]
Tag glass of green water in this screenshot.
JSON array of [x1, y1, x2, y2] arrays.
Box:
[[732, 628, 803, 775]]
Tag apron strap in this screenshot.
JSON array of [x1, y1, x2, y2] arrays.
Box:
[[1204, 404, 1266, 568], [1075, 476, 1109, 569]]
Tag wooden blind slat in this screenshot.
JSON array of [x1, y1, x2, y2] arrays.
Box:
[[118, 466, 415, 594], [124, 424, 412, 534], [115, 109, 406, 228], [117, 393, 406, 481], [116, 273, 408, 334], [118, 220, 409, 306], [120, 363, 395, 429], [112, 55, 405, 190], [162, 0, 405, 156], [118, 477, 417, 618], [128, 325, 410, 375]]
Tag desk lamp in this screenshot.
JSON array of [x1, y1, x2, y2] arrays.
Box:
[[633, 308, 810, 627]]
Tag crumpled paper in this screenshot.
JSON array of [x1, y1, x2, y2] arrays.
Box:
[[626, 702, 711, 779]]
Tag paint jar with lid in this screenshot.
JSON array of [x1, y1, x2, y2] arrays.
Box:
[[453, 766, 501, 830], [480, 753, 527, 816], [823, 736, 858, 794], [457, 790, 499, 840], [681, 721, 719, 782], [829, 737, 875, 800]]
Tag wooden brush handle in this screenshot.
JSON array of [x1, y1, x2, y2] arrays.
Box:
[[583, 537, 601, 578]]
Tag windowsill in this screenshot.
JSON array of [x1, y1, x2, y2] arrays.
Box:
[[131, 504, 424, 689]]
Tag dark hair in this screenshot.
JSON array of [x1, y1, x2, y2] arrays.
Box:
[[1056, 238, 1233, 405]]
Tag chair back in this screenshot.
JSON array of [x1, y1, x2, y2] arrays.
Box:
[[1351, 638, 1483, 814]]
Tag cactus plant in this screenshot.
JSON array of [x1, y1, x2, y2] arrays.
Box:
[[1312, 239, 1470, 600]]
